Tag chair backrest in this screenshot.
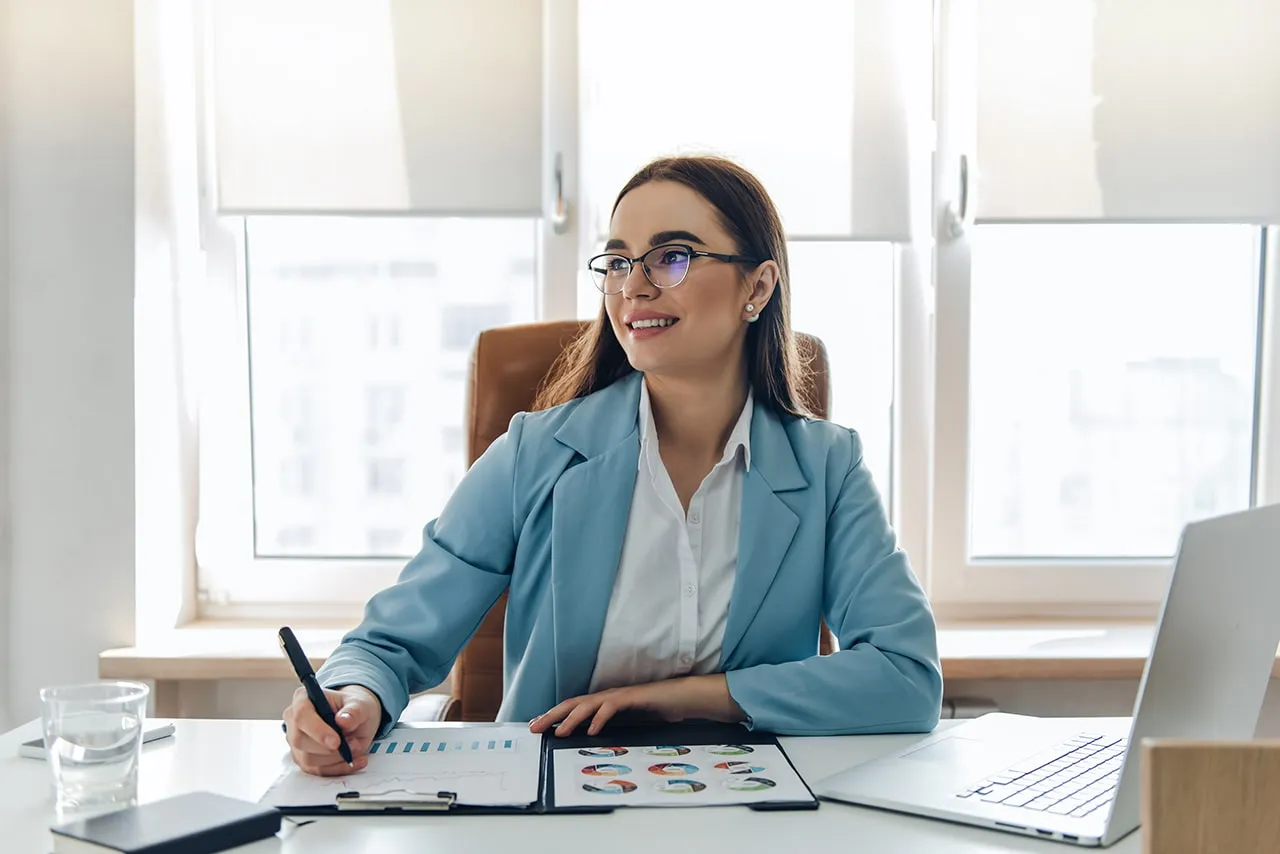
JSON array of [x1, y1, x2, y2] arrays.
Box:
[[449, 320, 833, 721]]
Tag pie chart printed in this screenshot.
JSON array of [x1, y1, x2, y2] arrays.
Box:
[[654, 779, 707, 794], [583, 779, 637, 795], [706, 744, 754, 756], [648, 762, 699, 776], [644, 745, 691, 756], [578, 747, 628, 757], [714, 761, 766, 774], [724, 776, 777, 792], [581, 763, 632, 777]]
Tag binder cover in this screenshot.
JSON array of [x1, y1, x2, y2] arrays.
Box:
[[267, 721, 817, 815]]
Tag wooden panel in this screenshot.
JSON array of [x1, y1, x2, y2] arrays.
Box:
[[1142, 739, 1280, 854]]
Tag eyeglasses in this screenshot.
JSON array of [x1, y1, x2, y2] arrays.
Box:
[[587, 243, 761, 295]]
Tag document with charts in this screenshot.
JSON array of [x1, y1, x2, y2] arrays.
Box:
[[552, 742, 814, 809], [260, 724, 541, 809]]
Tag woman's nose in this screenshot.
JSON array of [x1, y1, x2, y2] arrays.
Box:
[[621, 262, 657, 299]]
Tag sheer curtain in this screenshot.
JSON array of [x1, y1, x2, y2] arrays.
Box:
[[133, 0, 205, 639]]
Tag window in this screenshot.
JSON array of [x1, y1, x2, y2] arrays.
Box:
[[441, 426, 465, 456], [277, 456, 317, 498], [280, 387, 316, 444], [239, 216, 537, 564], [968, 225, 1260, 559], [576, 0, 918, 508], [930, 0, 1280, 613], [274, 526, 315, 551], [367, 316, 401, 352], [788, 242, 897, 499], [366, 528, 407, 555], [364, 385, 406, 445], [441, 304, 513, 352], [196, 2, 1280, 620], [366, 457, 406, 497]]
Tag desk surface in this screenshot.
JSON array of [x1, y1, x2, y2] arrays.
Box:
[[0, 718, 1143, 853]]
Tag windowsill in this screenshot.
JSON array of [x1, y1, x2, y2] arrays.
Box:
[[100, 620, 351, 681], [101, 617, 1280, 684]]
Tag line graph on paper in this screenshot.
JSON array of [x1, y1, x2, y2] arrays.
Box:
[[260, 724, 541, 809]]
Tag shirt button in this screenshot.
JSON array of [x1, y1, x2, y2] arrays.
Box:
[[680, 654, 694, 666], [684, 583, 697, 597], [689, 512, 700, 524]]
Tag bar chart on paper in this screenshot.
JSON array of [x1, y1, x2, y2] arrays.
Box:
[[260, 725, 541, 809], [368, 736, 518, 754]]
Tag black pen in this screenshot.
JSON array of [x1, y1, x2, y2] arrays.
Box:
[[278, 626, 354, 766]]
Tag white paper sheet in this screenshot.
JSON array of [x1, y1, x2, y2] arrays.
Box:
[[261, 724, 541, 809], [552, 742, 813, 809]]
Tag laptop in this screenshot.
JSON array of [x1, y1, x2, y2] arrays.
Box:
[[813, 503, 1280, 847]]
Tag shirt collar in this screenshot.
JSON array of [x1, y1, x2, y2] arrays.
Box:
[[638, 379, 753, 472]]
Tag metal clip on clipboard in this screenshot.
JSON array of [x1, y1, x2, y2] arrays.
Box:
[[335, 790, 458, 812]]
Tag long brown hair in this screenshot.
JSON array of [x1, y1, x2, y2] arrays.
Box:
[[533, 155, 811, 418]]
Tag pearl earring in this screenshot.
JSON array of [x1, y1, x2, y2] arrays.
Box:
[[745, 303, 760, 323]]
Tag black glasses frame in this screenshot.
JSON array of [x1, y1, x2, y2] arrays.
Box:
[[586, 243, 762, 294]]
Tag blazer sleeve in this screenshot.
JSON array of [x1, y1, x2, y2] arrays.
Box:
[[316, 413, 526, 733], [724, 430, 943, 736]]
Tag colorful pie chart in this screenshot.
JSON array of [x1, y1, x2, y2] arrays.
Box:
[[714, 761, 767, 774], [581, 763, 632, 776], [706, 744, 754, 756], [654, 779, 707, 794], [724, 776, 777, 792], [583, 779, 637, 795], [644, 745, 691, 756], [648, 762, 699, 776], [578, 746, 628, 757]]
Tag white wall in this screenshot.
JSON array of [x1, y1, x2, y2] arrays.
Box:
[[5, 0, 135, 726], [0, 0, 13, 734]]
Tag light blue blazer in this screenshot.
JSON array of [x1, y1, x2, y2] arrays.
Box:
[[318, 372, 943, 736]]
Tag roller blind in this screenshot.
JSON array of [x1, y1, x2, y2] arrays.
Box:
[[976, 0, 1280, 223], [209, 0, 543, 215], [580, 0, 932, 242]]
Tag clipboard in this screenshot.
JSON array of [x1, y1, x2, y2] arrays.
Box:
[[264, 721, 818, 815], [539, 721, 820, 814], [263, 722, 545, 816]]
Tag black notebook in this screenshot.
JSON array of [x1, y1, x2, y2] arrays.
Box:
[[261, 721, 818, 815], [49, 791, 281, 854]]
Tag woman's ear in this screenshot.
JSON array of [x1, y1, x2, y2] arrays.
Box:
[[745, 260, 781, 314]]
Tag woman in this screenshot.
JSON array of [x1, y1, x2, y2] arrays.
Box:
[[284, 156, 942, 776]]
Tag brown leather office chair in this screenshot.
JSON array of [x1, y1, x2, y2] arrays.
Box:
[[441, 320, 835, 721]]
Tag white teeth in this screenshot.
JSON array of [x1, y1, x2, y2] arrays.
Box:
[[630, 318, 676, 329]]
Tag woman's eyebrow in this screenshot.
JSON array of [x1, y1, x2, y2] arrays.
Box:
[[603, 230, 706, 253], [649, 230, 704, 247]]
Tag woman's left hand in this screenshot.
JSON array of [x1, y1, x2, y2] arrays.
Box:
[[530, 675, 745, 736]]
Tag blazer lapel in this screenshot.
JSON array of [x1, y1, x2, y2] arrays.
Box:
[[720, 406, 807, 666], [549, 374, 643, 701]]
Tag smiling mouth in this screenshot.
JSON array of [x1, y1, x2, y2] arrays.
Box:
[[628, 318, 678, 330]]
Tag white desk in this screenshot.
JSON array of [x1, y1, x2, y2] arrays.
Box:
[[0, 719, 1143, 853]]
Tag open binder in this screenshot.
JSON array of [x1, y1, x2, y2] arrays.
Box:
[[263, 721, 819, 815]]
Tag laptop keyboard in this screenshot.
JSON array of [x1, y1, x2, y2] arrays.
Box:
[[955, 732, 1126, 818]]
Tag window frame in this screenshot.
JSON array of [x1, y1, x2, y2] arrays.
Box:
[[191, 0, 583, 618], [186, 0, 1280, 624], [928, 0, 1280, 618], [193, 0, 933, 618]]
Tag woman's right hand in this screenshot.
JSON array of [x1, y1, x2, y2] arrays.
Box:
[[282, 684, 383, 776]]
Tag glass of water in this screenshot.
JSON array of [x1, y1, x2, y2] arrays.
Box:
[[39, 681, 150, 818]]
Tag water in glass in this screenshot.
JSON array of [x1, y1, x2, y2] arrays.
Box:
[[40, 682, 149, 817]]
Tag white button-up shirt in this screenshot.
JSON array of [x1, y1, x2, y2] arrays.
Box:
[[588, 380, 751, 692]]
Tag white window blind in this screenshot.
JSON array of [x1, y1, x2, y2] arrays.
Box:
[[976, 0, 1280, 223], [579, 0, 931, 242], [208, 0, 544, 215]]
